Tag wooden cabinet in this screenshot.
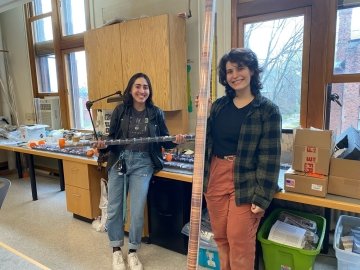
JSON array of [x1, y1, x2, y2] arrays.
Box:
[[120, 14, 186, 111], [84, 24, 124, 110], [63, 160, 149, 237], [63, 160, 103, 219], [84, 14, 187, 113]]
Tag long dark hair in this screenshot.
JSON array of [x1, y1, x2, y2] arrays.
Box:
[[218, 48, 263, 98], [123, 73, 154, 107]]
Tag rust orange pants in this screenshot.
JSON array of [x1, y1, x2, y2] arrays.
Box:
[[205, 156, 263, 270]]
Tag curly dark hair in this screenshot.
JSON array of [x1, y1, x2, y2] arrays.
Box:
[[218, 48, 263, 98], [123, 72, 154, 107]]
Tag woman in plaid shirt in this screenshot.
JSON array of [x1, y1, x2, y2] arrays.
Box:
[[203, 48, 281, 270]]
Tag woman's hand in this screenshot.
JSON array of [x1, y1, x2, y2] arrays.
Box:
[[173, 134, 187, 144], [251, 204, 265, 214], [92, 140, 107, 150], [195, 95, 212, 110]]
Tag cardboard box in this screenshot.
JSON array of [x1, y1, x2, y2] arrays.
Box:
[[328, 157, 360, 199], [19, 124, 48, 141], [292, 129, 334, 175], [284, 168, 328, 197]]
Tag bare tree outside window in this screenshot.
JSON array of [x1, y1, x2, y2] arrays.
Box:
[[244, 16, 304, 129]]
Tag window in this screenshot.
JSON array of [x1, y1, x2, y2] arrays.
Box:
[[334, 7, 360, 74], [244, 16, 304, 129], [328, 83, 360, 135], [25, 0, 90, 129], [327, 4, 360, 136], [33, 16, 53, 42], [239, 8, 309, 129], [234, 0, 359, 129], [65, 50, 91, 129], [358, 106, 360, 130], [37, 54, 58, 93], [60, 0, 87, 36]]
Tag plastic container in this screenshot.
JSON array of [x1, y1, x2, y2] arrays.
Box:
[[334, 215, 360, 270], [198, 245, 220, 270], [257, 208, 326, 270]]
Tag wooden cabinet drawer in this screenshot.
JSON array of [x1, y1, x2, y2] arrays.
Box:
[[65, 185, 100, 218], [63, 160, 89, 189]]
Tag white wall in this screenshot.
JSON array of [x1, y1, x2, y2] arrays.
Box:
[[0, 5, 33, 126], [0, 6, 32, 169]]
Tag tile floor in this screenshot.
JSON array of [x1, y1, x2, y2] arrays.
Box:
[[0, 173, 338, 269]]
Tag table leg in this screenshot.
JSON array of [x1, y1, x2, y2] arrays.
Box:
[[58, 159, 65, 191], [15, 152, 23, 178], [26, 154, 38, 201]]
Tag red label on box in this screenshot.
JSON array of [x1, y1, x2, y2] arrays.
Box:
[[306, 146, 317, 153], [304, 162, 315, 173], [306, 156, 316, 162]]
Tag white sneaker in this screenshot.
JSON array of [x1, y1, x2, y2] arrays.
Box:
[[113, 250, 126, 270], [127, 252, 144, 270]]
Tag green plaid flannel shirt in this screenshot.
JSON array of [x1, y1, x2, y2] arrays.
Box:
[[203, 94, 282, 210]]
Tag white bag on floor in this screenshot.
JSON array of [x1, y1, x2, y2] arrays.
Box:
[[92, 178, 108, 232]]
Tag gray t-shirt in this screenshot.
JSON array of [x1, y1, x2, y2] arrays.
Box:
[[126, 107, 149, 152]]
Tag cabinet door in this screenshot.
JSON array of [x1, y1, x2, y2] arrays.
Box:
[[85, 24, 124, 110], [120, 14, 185, 111], [65, 184, 95, 218]]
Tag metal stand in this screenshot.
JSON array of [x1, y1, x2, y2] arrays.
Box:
[[85, 91, 123, 140]]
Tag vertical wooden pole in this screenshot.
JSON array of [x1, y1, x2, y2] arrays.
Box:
[[187, 0, 216, 269]]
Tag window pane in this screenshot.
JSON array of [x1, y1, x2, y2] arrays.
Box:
[[33, 0, 51, 16], [358, 106, 360, 130], [60, 0, 87, 36], [244, 15, 305, 129], [334, 7, 360, 74], [32, 17, 53, 42], [66, 51, 91, 129], [37, 55, 58, 93], [329, 83, 360, 137]]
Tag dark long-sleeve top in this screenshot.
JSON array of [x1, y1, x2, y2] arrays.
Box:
[[203, 94, 282, 210], [105, 103, 176, 172]]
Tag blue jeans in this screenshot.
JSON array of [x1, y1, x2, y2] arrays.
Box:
[[107, 150, 154, 250]]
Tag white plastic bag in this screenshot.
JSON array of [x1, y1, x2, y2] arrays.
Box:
[[91, 178, 108, 232]]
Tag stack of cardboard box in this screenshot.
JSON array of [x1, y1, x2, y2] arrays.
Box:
[[284, 129, 334, 197], [327, 127, 360, 199], [328, 157, 360, 199]]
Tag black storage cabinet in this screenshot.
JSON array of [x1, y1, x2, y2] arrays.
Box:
[[148, 176, 192, 254]]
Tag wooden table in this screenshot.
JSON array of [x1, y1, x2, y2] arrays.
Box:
[[0, 144, 192, 238], [0, 144, 191, 200], [2, 143, 360, 211]]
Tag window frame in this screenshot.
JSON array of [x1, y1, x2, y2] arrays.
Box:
[[24, 0, 90, 129], [327, 3, 360, 84], [232, 0, 336, 129], [237, 8, 311, 129], [62, 47, 89, 129]]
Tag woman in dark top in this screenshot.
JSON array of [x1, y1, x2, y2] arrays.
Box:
[[203, 48, 281, 270], [97, 73, 186, 270]]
